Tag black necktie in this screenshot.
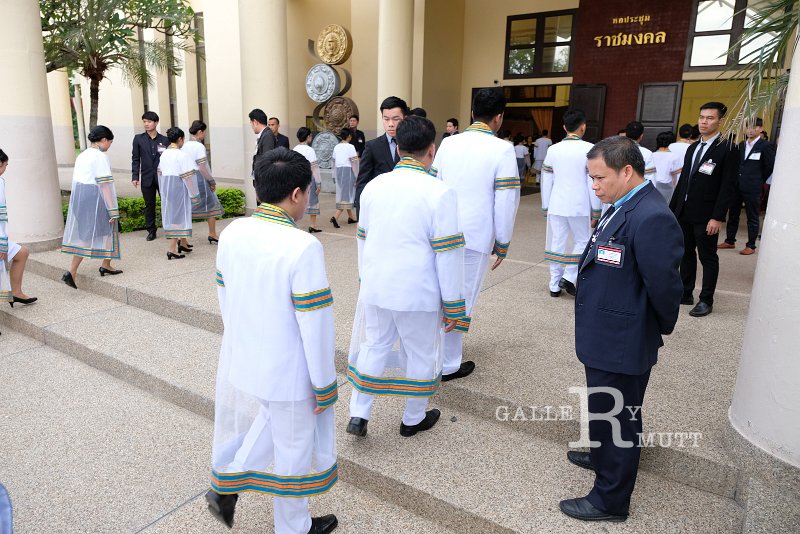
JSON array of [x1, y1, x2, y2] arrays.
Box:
[[391, 138, 399, 164], [690, 142, 707, 176]]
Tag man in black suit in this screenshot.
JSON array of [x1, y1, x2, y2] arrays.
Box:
[[249, 109, 275, 174], [669, 102, 739, 317], [442, 117, 459, 140], [718, 118, 775, 256], [132, 111, 169, 241], [349, 115, 366, 157], [268, 117, 290, 149], [560, 136, 683, 523], [354, 96, 408, 215]]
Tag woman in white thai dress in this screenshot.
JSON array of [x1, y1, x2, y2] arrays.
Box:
[[293, 127, 323, 233], [159, 127, 201, 259], [184, 120, 223, 244], [0, 148, 36, 307], [61, 126, 122, 289], [330, 127, 358, 228]]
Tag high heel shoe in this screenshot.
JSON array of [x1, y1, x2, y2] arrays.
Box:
[[10, 296, 38, 308], [330, 216, 340, 229], [167, 251, 185, 260], [177, 244, 193, 254], [208, 236, 219, 244], [62, 271, 78, 289], [99, 267, 123, 276], [347, 217, 357, 224], [308, 227, 322, 233]]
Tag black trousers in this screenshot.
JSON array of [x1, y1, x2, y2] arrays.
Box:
[[725, 189, 761, 249], [679, 218, 720, 305], [141, 181, 160, 232], [585, 366, 651, 516]]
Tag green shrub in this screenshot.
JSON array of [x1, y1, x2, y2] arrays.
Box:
[[217, 187, 246, 217]]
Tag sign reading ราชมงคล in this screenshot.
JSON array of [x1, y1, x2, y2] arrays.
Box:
[[594, 14, 666, 48]]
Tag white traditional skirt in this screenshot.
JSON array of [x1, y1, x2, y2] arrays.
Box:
[[160, 172, 198, 239], [62, 181, 120, 260], [654, 181, 674, 203], [192, 171, 223, 219], [0, 260, 12, 303], [334, 167, 355, 210]]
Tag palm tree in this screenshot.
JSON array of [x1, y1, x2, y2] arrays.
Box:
[[40, 0, 198, 128]]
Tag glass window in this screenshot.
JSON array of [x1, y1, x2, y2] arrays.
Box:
[[690, 35, 731, 66], [508, 49, 536, 75], [505, 10, 574, 78], [695, 0, 735, 32], [542, 46, 570, 73], [509, 18, 536, 46], [544, 15, 572, 43]]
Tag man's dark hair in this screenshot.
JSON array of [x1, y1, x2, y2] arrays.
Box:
[[587, 136, 646, 177], [166, 127, 184, 143], [409, 107, 427, 118], [542, 129, 549, 136], [0, 149, 8, 163], [678, 123, 693, 139], [447, 118, 459, 128], [350, 114, 360, 121], [396, 115, 436, 158], [297, 127, 312, 142], [501, 129, 512, 139], [189, 120, 207, 135], [339, 127, 353, 140], [249, 109, 268, 125], [747, 117, 764, 127], [253, 147, 312, 204], [269, 117, 280, 124], [625, 121, 645, 141], [656, 131, 676, 149], [513, 133, 525, 145], [379, 96, 409, 115], [142, 111, 160, 122], [700, 101, 728, 118], [472, 88, 506, 123], [563, 109, 587, 133], [691, 124, 700, 139], [761, 131, 769, 141]]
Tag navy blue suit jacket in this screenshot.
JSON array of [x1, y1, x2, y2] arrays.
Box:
[[575, 182, 684, 375]]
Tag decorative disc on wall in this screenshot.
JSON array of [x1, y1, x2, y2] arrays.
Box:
[[323, 96, 359, 135], [311, 131, 339, 169], [305, 64, 341, 103], [315, 24, 353, 65]]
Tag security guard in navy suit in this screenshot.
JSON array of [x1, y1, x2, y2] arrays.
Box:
[[560, 136, 683, 523]]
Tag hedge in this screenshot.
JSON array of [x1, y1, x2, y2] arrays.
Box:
[[62, 187, 246, 233]]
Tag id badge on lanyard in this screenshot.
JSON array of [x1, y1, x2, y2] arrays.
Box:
[[595, 238, 625, 268]]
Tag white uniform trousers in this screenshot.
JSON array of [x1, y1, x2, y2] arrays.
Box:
[[349, 306, 440, 426], [547, 215, 591, 292], [227, 398, 317, 534], [443, 249, 490, 375]]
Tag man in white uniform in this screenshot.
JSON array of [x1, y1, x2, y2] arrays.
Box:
[[347, 116, 465, 438], [432, 88, 520, 381], [207, 148, 339, 534], [625, 121, 656, 182], [541, 109, 600, 297], [533, 130, 553, 184]]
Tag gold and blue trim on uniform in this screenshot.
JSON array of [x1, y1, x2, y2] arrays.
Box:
[[211, 462, 338, 497], [61, 227, 121, 259], [564, 134, 583, 141], [194, 207, 223, 219], [493, 240, 510, 259], [494, 177, 521, 190], [252, 203, 297, 228], [541, 164, 553, 174], [164, 228, 192, 239], [465, 122, 494, 136], [292, 287, 333, 311], [347, 365, 441, 397], [335, 202, 353, 210], [542, 208, 548, 219], [306, 207, 320, 215], [0, 236, 7, 254], [313, 380, 338, 409], [430, 233, 465, 252], [356, 226, 367, 240], [544, 250, 581, 265], [180, 170, 195, 180], [645, 167, 656, 178], [427, 166, 439, 178], [191, 195, 202, 208], [196, 157, 208, 165], [394, 157, 428, 174], [95, 175, 114, 184], [442, 299, 466, 320], [0, 204, 7, 221], [591, 209, 601, 221], [0, 290, 12, 303], [215, 269, 224, 287], [107, 208, 120, 219], [454, 315, 472, 333]]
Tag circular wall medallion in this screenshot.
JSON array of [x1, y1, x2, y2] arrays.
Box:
[[316, 24, 353, 65], [312, 131, 339, 169], [323, 97, 359, 135], [305, 64, 341, 103]]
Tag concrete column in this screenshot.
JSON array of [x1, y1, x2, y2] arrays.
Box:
[[0, 0, 64, 249], [239, 0, 289, 211], [47, 69, 76, 166], [376, 0, 414, 132]]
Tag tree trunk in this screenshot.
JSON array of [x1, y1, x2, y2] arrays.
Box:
[[89, 76, 100, 129]]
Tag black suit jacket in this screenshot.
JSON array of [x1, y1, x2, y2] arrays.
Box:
[[669, 136, 739, 224], [576, 182, 683, 375], [131, 132, 168, 188], [737, 138, 775, 194], [351, 129, 366, 157], [253, 128, 276, 171], [356, 135, 397, 190], [276, 133, 290, 150]]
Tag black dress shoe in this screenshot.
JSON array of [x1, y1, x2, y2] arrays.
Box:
[[62, 271, 78, 289], [308, 514, 338, 534], [330, 216, 340, 229], [550, 290, 562, 297], [99, 267, 123, 276], [441, 361, 475, 382], [680, 295, 694, 305], [347, 218, 357, 224], [559, 278, 577, 296], [308, 227, 322, 233], [208, 236, 219, 244], [205, 490, 238, 529], [400, 409, 441, 437], [689, 301, 713, 317], [146, 230, 157, 241], [167, 251, 185, 260], [566, 450, 593, 470], [177, 244, 193, 254], [559, 497, 627, 522], [346, 417, 368, 437]]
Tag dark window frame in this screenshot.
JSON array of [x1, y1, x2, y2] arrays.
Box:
[[504, 9, 577, 80]]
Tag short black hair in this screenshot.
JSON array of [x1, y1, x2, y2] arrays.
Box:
[[297, 127, 312, 142], [513, 133, 525, 145], [563, 109, 587, 133], [249, 109, 268, 125], [380, 96, 409, 115], [253, 147, 312, 204], [678, 123, 693, 139], [166, 127, 184, 143], [447, 118, 459, 128], [472, 88, 506, 123], [656, 131, 676, 149], [691, 124, 700, 139], [339, 127, 353, 140], [269, 117, 280, 124], [625, 121, 644, 140], [189, 120, 207, 135], [87, 125, 114, 143], [0, 149, 7, 163], [396, 115, 436, 158], [142, 111, 159, 122], [700, 101, 728, 118], [542, 129, 549, 136], [350, 114, 359, 121], [409, 107, 427, 118], [587, 136, 645, 177], [761, 131, 769, 140], [746, 117, 764, 127]]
